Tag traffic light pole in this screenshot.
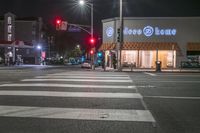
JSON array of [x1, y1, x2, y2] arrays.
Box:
[[91, 3, 95, 70]]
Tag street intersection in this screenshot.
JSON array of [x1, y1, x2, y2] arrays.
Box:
[[0, 66, 199, 133]]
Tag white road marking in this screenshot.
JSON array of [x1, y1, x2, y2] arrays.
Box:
[[35, 76, 130, 79], [144, 72, 157, 76], [0, 105, 155, 122], [144, 95, 200, 100], [0, 83, 136, 89], [21, 79, 133, 83], [0, 90, 142, 99], [47, 74, 129, 77], [146, 81, 200, 83]]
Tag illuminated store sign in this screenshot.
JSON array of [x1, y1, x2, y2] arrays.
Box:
[[106, 27, 114, 37], [106, 26, 177, 37], [124, 26, 177, 37]]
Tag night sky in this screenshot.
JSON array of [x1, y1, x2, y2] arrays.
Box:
[[0, 0, 200, 50], [1, 0, 200, 25]]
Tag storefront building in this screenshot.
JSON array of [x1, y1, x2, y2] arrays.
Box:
[[99, 17, 200, 69]]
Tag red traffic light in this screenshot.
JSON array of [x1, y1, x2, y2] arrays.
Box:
[[56, 19, 61, 24], [90, 50, 94, 55], [89, 38, 95, 44]]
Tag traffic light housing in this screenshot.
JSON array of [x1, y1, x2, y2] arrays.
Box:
[[117, 28, 120, 42], [56, 19, 62, 30]]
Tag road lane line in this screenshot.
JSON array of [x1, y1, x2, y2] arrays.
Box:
[[144, 72, 157, 76], [144, 96, 200, 100], [21, 79, 133, 83], [0, 90, 142, 99], [35, 76, 130, 79], [0, 83, 136, 89], [0, 105, 155, 122]]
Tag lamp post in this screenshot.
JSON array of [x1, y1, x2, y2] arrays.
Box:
[[37, 45, 42, 65], [79, 0, 95, 70], [117, 0, 123, 71]]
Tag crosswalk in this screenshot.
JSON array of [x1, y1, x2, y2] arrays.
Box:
[[0, 71, 156, 132]]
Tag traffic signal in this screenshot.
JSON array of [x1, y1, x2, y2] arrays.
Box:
[[89, 37, 96, 45], [90, 49, 94, 55], [117, 28, 120, 42], [97, 52, 102, 57], [56, 19, 62, 30], [56, 19, 61, 24]]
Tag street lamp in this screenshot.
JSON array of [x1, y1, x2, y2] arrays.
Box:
[[37, 45, 41, 50], [37, 45, 42, 65], [79, 0, 95, 69], [118, 0, 123, 71]]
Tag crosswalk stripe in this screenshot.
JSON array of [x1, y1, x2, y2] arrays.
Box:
[[0, 83, 136, 89], [21, 79, 133, 83], [35, 76, 130, 79], [0, 105, 155, 122], [47, 74, 129, 77], [0, 91, 142, 99]]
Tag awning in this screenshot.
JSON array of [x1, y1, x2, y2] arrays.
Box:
[[99, 42, 181, 51], [99, 43, 116, 51], [122, 42, 180, 50], [187, 43, 200, 51]]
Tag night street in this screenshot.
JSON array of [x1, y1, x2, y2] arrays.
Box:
[[0, 66, 199, 133]]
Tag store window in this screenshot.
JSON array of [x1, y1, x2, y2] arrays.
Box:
[[122, 50, 138, 67], [122, 50, 176, 68]]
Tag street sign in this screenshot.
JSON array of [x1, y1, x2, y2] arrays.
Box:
[[61, 21, 68, 31]]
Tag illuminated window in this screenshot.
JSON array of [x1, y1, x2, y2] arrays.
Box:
[[8, 34, 12, 41], [8, 17, 12, 24], [8, 25, 12, 33]]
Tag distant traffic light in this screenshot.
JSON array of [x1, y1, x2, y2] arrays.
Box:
[[90, 49, 94, 55], [56, 19, 61, 24], [97, 52, 102, 57], [89, 37, 96, 45], [56, 19, 62, 30]]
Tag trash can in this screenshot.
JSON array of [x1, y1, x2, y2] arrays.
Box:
[[155, 61, 162, 72]]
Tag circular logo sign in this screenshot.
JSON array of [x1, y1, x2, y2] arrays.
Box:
[[143, 26, 154, 37], [106, 27, 114, 37]]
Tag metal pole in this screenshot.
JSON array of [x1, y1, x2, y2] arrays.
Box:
[[91, 3, 95, 70], [172, 44, 174, 71], [118, 0, 123, 71], [91, 4, 93, 38]]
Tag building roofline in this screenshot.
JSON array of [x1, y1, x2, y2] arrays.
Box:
[[102, 17, 200, 23]]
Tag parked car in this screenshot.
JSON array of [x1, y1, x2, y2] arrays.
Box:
[[81, 60, 91, 68]]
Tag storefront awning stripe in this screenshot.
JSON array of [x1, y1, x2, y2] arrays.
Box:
[[99, 43, 116, 51], [122, 42, 180, 51]]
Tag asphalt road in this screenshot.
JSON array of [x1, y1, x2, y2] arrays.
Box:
[[0, 65, 199, 133], [129, 72, 200, 133]]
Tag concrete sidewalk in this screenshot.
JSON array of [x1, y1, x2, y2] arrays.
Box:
[[95, 67, 200, 73]]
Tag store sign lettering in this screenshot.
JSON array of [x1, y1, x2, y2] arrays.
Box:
[[106, 26, 177, 38], [106, 27, 114, 37], [123, 26, 177, 37]]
